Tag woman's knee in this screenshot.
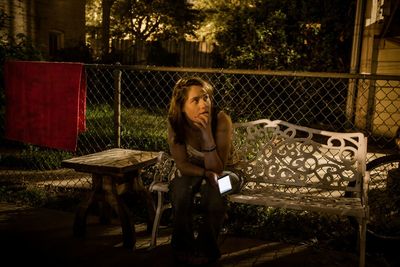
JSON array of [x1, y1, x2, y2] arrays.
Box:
[[200, 186, 226, 214], [170, 176, 200, 210]]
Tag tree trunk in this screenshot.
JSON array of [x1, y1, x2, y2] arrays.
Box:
[[101, 0, 115, 57]]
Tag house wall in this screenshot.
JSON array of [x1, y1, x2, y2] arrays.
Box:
[[376, 39, 400, 75], [372, 39, 400, 137], [355, 0, 400, 138], [1, 0, 85, 58], [35, 0, 85, 55]]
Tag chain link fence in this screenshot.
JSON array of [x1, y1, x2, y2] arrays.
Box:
[[1, 65, 399, 191]]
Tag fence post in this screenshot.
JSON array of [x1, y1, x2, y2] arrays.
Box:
[[113, 64, 121, 148], [346, 0, 365, 126]]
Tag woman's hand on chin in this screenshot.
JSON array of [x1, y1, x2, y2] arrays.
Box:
[[192, 113, 208, 128], [194, 113, 214, 140]]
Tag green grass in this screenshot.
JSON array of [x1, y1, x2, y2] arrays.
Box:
[[1, 106, 168, 169], [0, 183, 83, 211], [0, 146, 72, 170]]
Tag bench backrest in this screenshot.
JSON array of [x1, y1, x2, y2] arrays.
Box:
[[232, 119, 367, 197]]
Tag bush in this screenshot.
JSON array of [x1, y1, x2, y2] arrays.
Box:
[[226, 203, 355, 245], [51, 42, 93, 63]]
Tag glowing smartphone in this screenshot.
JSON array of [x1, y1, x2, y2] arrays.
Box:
[[218, 174, 233, 195]]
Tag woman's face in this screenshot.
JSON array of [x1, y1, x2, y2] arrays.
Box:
[[182, 85, 211, 124]]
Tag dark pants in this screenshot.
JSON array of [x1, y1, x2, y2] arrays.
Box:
[[169, 171, 240, 258]]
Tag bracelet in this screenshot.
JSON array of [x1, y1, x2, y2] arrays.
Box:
[[202, 145, 216, 152]]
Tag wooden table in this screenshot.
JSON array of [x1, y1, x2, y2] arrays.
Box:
[[62, 148, 159, 249]]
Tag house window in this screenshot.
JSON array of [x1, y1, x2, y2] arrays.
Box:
[[49, 31, 64, 57]]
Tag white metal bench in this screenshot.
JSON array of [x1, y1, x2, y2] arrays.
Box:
[[149, 119, 369, 267]]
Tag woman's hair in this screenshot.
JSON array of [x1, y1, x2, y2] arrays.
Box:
[[168, 76, 214, 144]]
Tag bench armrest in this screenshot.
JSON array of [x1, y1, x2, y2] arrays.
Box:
[[149, 151, 177, 190]]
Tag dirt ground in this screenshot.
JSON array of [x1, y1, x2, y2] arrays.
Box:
[[0, 202, 398, 267]]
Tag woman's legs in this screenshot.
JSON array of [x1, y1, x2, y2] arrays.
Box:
[[169, 171, 240, 262], [169, 175, 202, 254], [197, 181, 227, 260]]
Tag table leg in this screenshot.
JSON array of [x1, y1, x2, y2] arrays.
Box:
[[116, 197, 135, 249], [106, 176, 136, 249], [73, 174, 102, 237], [131, 172, 156, 232], [73, 171, 156, 249], [98, 202, 113, 224]]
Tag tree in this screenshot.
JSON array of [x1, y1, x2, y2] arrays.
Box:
[[86, 0, 116, 58], [198, 1, 297, 70], [86, 0, 201, 61], [196, 0, 355, 72], [282, 0, 355, 72], [102, 0, 116, 54], [110, 0, 201, 41]]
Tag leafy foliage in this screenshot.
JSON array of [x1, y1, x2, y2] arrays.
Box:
[[0, 9, 42, 64], [86, 0, 356, 71], [0, 34, 42, 63], [110, 0, 201, 41], [201, 0, 355, 72], [215, 7, 297, 70]]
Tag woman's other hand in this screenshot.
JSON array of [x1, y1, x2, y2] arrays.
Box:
[[204, 169, 219, 188]]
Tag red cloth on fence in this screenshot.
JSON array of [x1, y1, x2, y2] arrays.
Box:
[[4, 61, 86, 151]]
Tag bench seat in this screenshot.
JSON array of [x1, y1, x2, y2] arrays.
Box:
[[228, 189, 365, 217]]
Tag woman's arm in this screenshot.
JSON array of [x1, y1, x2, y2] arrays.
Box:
[[202, 111, 232, 174]]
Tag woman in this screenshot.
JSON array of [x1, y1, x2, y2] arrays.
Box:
[[167, 76, 238, 265]]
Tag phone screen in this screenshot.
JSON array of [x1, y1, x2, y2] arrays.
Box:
[[218, 174, 232, 195]]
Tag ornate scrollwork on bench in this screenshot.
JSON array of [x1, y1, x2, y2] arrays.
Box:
[[232, 119, 366, 196]]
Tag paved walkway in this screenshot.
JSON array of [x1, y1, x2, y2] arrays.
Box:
[[0, 202, 394, 266]]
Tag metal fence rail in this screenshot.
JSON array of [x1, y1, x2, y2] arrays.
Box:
[[1, 65, 399, 189]]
